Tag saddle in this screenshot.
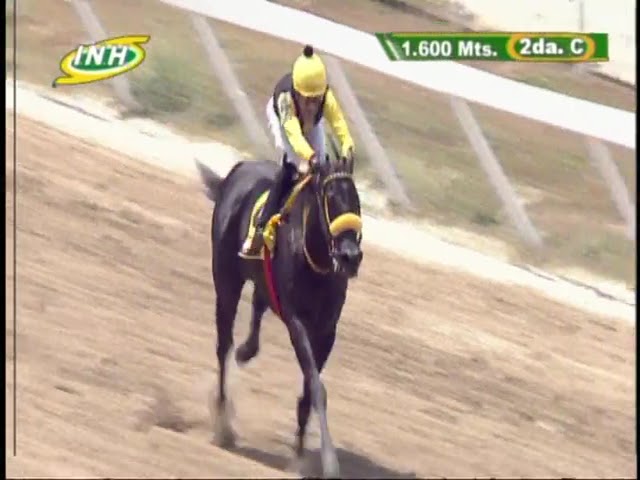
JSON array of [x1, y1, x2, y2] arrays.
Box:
[[238, 174, 312, 260]]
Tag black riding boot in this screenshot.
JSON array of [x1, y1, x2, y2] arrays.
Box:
[[240, 161, 296, 255], [256, 161, 297, 229]]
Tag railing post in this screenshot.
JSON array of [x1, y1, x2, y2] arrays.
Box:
[[324, 55, 414, 213], [585, 137, 636, 241], [68, 0, 143, 114], [450, 96, 543, 248], [190, 14, 274, 158]]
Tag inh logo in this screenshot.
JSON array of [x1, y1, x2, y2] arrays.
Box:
[[53, 35, 150, 87]]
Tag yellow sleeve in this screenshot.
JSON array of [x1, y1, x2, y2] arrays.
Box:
[[275, 92, 315, 162], [322, 88, 354, 156]]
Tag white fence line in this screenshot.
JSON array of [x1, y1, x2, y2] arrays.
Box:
[[160, 0, 635, 150]]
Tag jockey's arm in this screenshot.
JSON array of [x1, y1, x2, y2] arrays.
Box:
[[322, 88, 355, 157], [276, 92, 315, 163]]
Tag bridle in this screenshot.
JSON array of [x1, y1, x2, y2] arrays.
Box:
[[301, 168, 362, 274]]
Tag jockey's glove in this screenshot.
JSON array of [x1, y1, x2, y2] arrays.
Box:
[[299, 154, 315, 175]]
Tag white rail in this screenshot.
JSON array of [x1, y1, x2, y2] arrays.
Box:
[[159, 0, 635, 149]]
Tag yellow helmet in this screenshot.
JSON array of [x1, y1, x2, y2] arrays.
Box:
[[292, 45, 327, 98]]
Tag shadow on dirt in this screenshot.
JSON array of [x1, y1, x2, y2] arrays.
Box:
[[228, 443, 417, 479]]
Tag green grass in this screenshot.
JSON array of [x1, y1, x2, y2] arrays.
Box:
[[12, 0, 636, 287]]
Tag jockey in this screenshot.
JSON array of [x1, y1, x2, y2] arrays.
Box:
[[240, 44, 355, 256]]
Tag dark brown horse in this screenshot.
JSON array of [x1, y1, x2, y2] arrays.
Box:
[[196, 155, 363, 478]]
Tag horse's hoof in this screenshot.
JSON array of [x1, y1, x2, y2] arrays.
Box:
[[212, 421, 237, 449], [213, 431, 236, 449], [286, 454, 308, 477], [212, 400, 237, 449], [322, 453, 340, 479], [235, 342, 258, 365]]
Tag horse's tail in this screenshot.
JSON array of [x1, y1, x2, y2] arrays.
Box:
[[195, 159, 223, 203]]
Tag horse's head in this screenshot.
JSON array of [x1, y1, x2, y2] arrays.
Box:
[[308, 155, 363, 278]]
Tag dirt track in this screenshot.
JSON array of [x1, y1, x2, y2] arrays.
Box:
[[5, 116, 636, 478]]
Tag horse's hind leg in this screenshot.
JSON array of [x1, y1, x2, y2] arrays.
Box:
[[210, 277, 243, 448], [235, 289, 268, 365]]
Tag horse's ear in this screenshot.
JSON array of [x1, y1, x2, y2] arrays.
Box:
[[322, 158, 333, 175], [347, 155, 355, 174], [338, 153, 354, 174], [313, 158, 327, 182], [325, 154, 339, 174]]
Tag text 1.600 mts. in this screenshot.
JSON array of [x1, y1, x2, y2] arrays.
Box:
[[401, 39, 496, 60]]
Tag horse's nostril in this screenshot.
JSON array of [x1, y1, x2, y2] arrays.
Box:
[[340, 250, 361, 264]]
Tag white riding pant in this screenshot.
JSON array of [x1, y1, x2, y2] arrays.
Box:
[[265, 99, 326, 167]]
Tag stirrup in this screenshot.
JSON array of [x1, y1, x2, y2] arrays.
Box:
[[262, 214, 282, 251], [239, 226, 264, 257]]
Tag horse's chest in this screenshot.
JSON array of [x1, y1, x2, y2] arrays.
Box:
[[287, 281, 343, 324]]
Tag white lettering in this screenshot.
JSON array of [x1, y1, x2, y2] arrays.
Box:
[[570, 38, 585, 55], [458, 40, 474, 57], [108, 45, 129, 66], [72, 45, 84, 66], [85, 45, 105, 66]]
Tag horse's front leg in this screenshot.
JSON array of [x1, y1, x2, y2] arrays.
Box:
[[287, 316, 339, 478]]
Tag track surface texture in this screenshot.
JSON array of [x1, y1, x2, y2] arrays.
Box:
[[6, 116, 636, 478]]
